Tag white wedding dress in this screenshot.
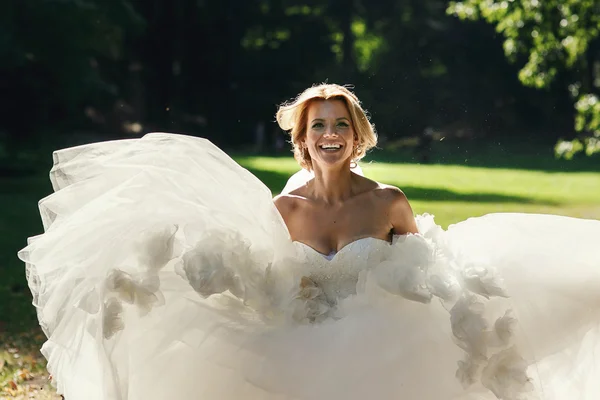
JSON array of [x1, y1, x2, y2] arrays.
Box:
[[19, 132, 600, 400]]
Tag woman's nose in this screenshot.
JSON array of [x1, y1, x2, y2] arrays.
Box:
[[323, 125, 338, 136]]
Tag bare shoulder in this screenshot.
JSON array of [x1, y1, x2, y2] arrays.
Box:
[[371, 183, 404, 199], [371, 183, 418, 234], [273, 194, 297, 218], [369, 182, 409, 206], [273, 188, 307, 221], [353, 175, 410, 208]]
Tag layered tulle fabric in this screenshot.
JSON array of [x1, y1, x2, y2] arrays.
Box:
[[19, 132, 600, 400]]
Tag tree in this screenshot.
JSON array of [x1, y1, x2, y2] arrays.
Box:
[[0, 0, 144, 145], [447, 0, 600, 158]]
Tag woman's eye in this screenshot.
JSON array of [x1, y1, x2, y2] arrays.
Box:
[[337, 122, 349, 128], [312, 123, 324, 129]]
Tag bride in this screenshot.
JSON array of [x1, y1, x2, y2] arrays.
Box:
[[19, 84, 600, 400]]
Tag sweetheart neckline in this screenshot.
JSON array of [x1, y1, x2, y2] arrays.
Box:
[[293, 237, 391, 261]]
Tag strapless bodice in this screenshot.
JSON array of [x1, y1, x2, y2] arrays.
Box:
[[293, 237, 391, 301]]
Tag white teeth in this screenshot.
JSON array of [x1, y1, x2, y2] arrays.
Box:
[[320, 144, 341, 149]]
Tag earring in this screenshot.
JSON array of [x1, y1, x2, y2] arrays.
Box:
[[350, 144, 359, 169]]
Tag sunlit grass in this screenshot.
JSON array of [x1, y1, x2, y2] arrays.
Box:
[[236, 156, 600, 228]]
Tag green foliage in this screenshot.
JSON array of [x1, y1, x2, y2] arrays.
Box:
[[0, 0, 144, 139], [448, 0, 600, 157], [351, 18, 385, 72], [556, 93, 600, 158], [2, 0, 598, 148]]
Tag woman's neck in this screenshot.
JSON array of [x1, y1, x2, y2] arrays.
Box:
[[309, 163, 354, 205]]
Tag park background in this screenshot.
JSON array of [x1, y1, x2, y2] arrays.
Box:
[[1, 0, 599, 398]]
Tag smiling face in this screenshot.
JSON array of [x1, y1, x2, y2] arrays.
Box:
[[303, 99, 357, 170]]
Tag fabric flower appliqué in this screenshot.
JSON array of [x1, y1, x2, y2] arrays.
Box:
[[481, 346, 533, 399]]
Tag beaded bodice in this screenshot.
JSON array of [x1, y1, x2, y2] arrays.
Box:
[[293, 237, 390, 302]]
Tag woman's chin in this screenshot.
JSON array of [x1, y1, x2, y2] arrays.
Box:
[[313, 159, 351, 171], [312, 152, 352, 168]]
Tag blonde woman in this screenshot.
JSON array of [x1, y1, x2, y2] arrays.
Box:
[[20, 84, 600, 399], [275, 84, 417, 256]]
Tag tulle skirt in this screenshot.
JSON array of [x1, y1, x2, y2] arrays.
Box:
[[18, 133, 600, 400]]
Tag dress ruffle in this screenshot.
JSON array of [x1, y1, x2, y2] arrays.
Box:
[[18, 133, 600, 400]]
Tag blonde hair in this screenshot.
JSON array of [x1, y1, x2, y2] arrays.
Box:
[[276, 83, 377, 170]]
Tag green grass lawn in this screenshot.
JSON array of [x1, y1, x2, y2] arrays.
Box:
[[238, 155, 600, 227], [0, 140, 599, 397]]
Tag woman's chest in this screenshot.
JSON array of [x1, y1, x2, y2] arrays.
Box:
[[291, 201, 392, 254]]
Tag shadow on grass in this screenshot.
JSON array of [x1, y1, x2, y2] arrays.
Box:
[[247, 144, 600, 174], [0, 173, 51, 335], [245, 167, 289, 194], [245, 167, 559, 205], [6, 134, 600, 177], [369, 138, 600, 173], [401, 186, 559, 205]]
